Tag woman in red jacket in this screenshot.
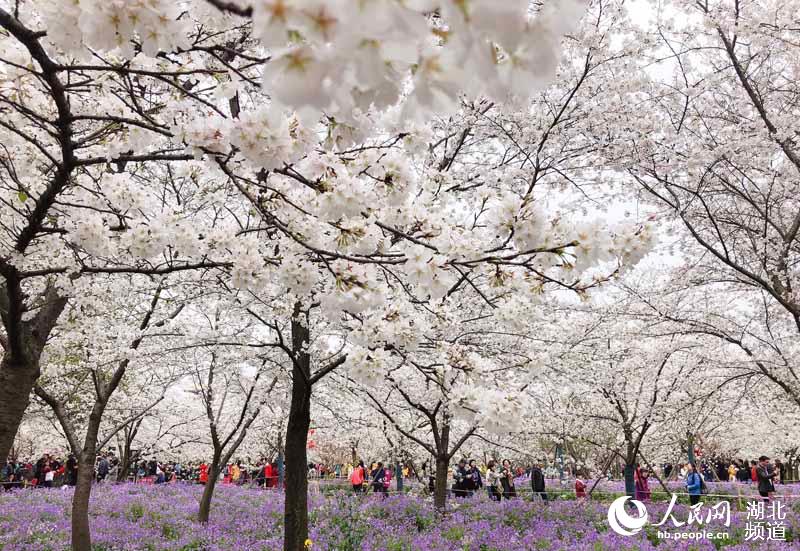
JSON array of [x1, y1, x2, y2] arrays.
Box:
[[634, 467, 651, 501], [263, 462, 273, 488], [350, 460, 365, 493], [199, 462, 209, 485], [575, 478, 587, 499]]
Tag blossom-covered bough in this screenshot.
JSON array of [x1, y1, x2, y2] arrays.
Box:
[[29, 277, 191, 546], [616, 0, 800, 410], [525, 295, 720, 494]]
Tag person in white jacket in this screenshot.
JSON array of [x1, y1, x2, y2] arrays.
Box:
[[485, 460, 501, 501]]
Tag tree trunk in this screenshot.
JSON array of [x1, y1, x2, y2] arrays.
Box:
[[117, 438, 131, 483], [72, 434, 99, 551], [116, 421, 140, 483], [433, 418, 451, 511], [623, 441, 637, 500], [284, 310, 311, 551], [433, 455, 449, 511], [198, 459, 220, 524], [0, 358, 39, 461], [117, 452, 131, 483], [624, 463, 635, 500], [396, 460, 403, 492], [0, 281, 68, 461]]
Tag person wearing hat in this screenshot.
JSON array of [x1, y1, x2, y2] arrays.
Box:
[[756, 456, 778, 502]]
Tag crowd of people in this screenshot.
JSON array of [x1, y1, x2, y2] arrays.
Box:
[[0, 451, 286, 489], [2, 448, 791, 509], [440, 454, 788, 505], [446, 458, 548, 502], [347, 460, 395, 495], [345, 457, 551, 501], [129, 457, 285, 487], [629, 456, 783, 505], [1, 453, 79, 489]]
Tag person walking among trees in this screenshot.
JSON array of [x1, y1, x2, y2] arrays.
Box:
[[34, 454, 48, 487], [530, 461, 547, 501], [774, 459, 785, 484], [685, 463, 703, 505], [634, 466, 651, 501], [370, 462, 387, 495], [66, 454, 77, 486], [96, 453, 109, 483], [735, 460, 748, 483], [453, 458, 468, 498], [382, 465, 392, 494], [756, 456, 778, 503], [500, 459, 517, 499], [108, 456, 119, 483], [350, 460, 365, 493], [465, 459, 482, 497], [263, 461, 273, 488], [486, 460, 501, 501], [574, 477, 587, 499], [1, 460, 13, 490]]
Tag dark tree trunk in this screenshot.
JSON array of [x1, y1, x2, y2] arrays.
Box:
[[0, 358, 39, 461], [624, 442, 636, 500], [396, 460, 403, 492], [432, 419, 451, 511], [434, 454, 449, 511], [0, 281, 67, 461], [284, 311, 311, 551], [72, 450, 96, 551], [284, 384, 310, 551], [198, 457, 221, 524], [72, 403, 105, 551], [116, 422, 138, 483], [624, 463, 635, 499], [117, 450, 131, 483]]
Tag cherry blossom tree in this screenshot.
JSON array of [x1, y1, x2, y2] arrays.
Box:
[[536, 306, 708, 495], [342, 337, 490, 510], [616, 0, 800, 410], [0, 1, 685, 550], [0, 0, 592, 482], [189, 345, 281, 523], [29, 275, 188, 550], [0, 0, 236, 462], [111, 401, 206, 482]]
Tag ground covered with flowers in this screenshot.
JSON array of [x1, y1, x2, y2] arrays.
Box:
[[0, 484, 798, 550]]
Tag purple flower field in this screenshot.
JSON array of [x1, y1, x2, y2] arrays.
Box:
[[0, 483, 798, 550]]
